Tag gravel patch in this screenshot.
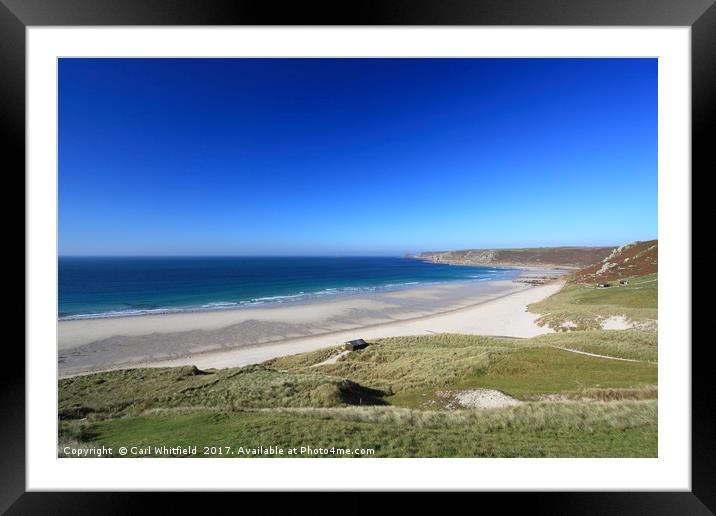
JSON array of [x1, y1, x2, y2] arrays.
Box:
[[455, 389, 522, 408], [433, 388, 521, 409]]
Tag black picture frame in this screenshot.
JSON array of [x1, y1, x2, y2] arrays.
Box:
[[4, 0, 709, 512]]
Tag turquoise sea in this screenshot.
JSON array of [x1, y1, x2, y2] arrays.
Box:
[[58, 256, 518, 320]]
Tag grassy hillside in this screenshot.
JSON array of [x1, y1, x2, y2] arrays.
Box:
[[528, 272, 657, 331], [59, 331, 657, 458]]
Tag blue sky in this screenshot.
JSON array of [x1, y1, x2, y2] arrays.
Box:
[[59, 58, 657, 256]]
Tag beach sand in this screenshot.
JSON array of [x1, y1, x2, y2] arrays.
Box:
[[58, 269, 565, 377]]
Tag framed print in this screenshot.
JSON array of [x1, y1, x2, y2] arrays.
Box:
[[4, 0, 711, 511]]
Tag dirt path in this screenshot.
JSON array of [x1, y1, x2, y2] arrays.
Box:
[[550, 346, 656, 364], [313, 349, 350, 367]]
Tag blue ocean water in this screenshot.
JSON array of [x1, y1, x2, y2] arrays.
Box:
[[58, 257, 519, 320]]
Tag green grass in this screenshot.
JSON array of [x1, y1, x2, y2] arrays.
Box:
[[533, 330, 657, 362], [528, 273, 658, 331], [61, 401, 657, 458], [453, 347, 655, 399]]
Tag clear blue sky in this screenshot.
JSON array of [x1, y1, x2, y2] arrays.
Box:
[[59, 58, 657, 256]]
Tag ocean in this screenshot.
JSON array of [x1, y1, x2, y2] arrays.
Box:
[[58, 256, 519, 320]]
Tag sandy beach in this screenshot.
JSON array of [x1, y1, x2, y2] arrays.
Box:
[[58, 269, 566, 377]]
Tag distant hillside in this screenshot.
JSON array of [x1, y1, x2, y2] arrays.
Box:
[[572, 240, 658, 283], [416, 246, 616, 269]]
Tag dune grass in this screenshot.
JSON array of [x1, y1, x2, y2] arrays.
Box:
[[59, 364, 387, 420], [269, 332, 656, 406], [268, 333, 530, 394], [266, 346, 339, 369], [528, 273, 657, 331], [59, 330, 657, 457]]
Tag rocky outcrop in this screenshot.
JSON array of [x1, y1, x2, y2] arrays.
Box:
[[572, 240, 658, 283]]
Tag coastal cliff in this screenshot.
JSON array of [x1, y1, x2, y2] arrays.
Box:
[[415, 246, 616, 269]]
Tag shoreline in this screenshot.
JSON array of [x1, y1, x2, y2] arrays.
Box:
[[58, 268, 566, 377], [58, 270, 520, 322]]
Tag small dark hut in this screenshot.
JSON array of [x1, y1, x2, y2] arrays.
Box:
[[619, 279, 629, 285], [345, 339, 369, 351]]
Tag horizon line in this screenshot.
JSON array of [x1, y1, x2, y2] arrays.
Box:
[[58, 241, 655, 259]]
